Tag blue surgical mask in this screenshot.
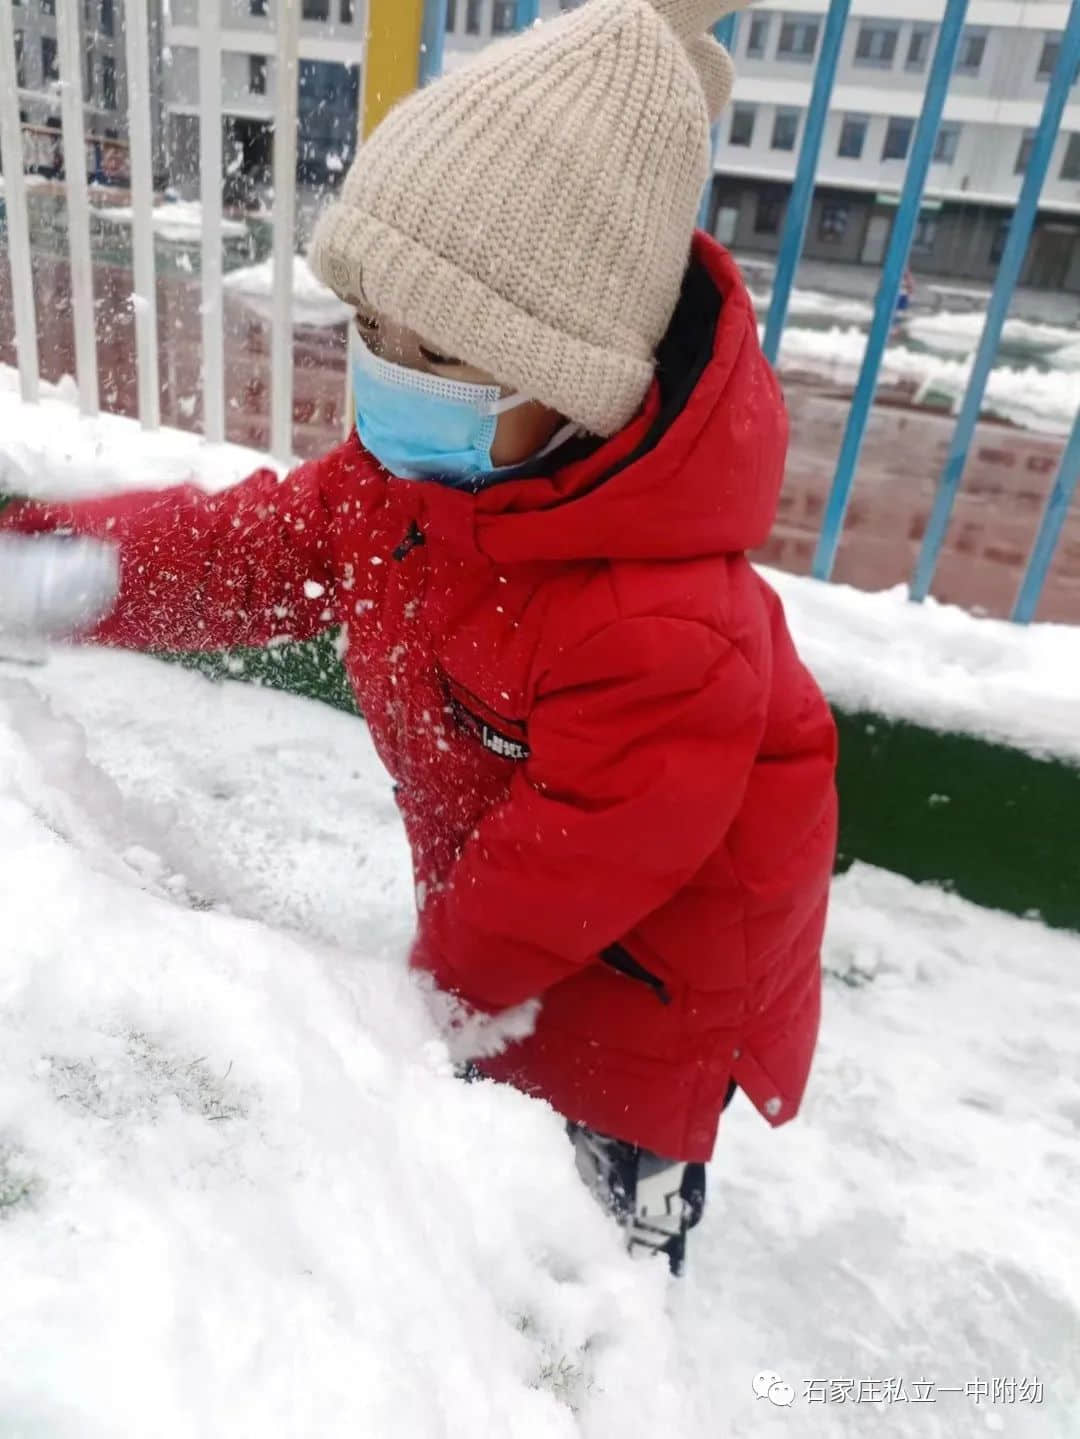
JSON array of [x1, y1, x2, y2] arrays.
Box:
[[351, 336, 531, 483]]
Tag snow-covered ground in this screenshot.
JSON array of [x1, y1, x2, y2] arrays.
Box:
[[1, 643, 1077, 1438], [740, 286, 1080, 436], [770, 321, 1080, 437], [223, 255, 354, 328], [90, 199, 249, 244]]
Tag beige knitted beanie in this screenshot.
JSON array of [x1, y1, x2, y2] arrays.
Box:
[[310, 0, 748, 436]]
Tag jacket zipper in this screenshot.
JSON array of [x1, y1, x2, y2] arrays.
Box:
[[392, 520, 426, 562], [600, 943, 672, 1006]]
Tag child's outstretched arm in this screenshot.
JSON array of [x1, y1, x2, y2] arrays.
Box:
[[413, 616, 779, 1013], [0, 450, 348, 654]]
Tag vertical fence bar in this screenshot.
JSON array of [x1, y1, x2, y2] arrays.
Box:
[[124, 0, 160, 430], [56, 0, 99, 416], [1012, 410, 1080, 624], [812, 0, 968, 582], [762, 0, 850, 365], [421, 0, 448, 83], [696, 14, 739, 231], [912, 0, 1080, 605], [199, 0, 224, 443], [0, 0, 39, 402], [270, 0, 301, 464]]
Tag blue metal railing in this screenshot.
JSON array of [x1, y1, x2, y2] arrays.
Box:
[[812, 0, 970, 581], [420, 0, 449, 85], [913, 0, 1080, 610], [762, 0, 850, 364]]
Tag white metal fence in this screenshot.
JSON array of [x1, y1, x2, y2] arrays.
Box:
[[0, 0, 330, 462]]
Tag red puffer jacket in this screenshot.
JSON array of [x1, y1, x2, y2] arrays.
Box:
[[3, 236, 837, 1160]]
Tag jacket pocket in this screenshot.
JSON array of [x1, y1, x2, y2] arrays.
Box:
[[600, 943, 672, 1006]]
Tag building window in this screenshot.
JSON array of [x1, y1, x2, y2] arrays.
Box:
[[41, 35, 58, 82], [1039, 36, 1061, 78], [882, 116, 914, 162], [746, 14, 770, 59], [777, 17, 819, 62], [854, 23, 898, 68], [250, 0, 269, 14], [906, 25, 932, 72], [40, 0, 55, 13], [85, 45, 95, 100], [466, 0, 482, 36], [14, 29, 24, 88], [1015, 129, 1036, 174], [729, 103, 755, 147], [818, 201, 849, 242], [249, 54, 268, 95], [102, 54, 116, 110], [1062, 133, 1080, 181], [302, 0, 331, 19], [755, 189, 785, 236], [837, 114, 867, 160], [956, 27, 987, 76], [771, 107, 799, 152], [341, 0, 354, 21], [100, 0, 114, 36], [912, 211, 938, 254], [990, 219, 1010, 264], [446, 0, 457, 28], [933, 122, 960, 165], [492, 0, 516, 32]]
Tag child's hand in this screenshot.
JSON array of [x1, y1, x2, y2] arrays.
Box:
[[0, 534, 120, 639]]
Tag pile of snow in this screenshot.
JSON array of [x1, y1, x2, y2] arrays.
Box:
[[0, 173, 48, 192], [0, 366, 277, 498], [772, 323, 1080, 436], [223, 254, 353, 328], [905, 310, 1078, 360], [764, 567, 1080, 764], [91, 200, 248, 243], [748, 287, 875, 327], [1, 645, 1077, 1436]]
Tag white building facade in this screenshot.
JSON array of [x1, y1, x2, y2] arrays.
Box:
[[707, 0, 1080, 289], [444, 0, 584, 61], [161, 0, 364, 198]]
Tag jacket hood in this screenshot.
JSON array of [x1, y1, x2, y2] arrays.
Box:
[[473, 234, 788, 565]]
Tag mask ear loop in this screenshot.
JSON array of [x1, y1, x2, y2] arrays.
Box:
[[486, 390, 533, 417]]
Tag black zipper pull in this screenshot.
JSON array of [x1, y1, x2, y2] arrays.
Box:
[[392, 521, 426, 562]]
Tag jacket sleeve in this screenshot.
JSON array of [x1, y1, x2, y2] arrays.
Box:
[[412, 616, 769, 1013], [0, 453, 347, 653]]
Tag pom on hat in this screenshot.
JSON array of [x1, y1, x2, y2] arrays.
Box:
[[646, 0, 743, 120]]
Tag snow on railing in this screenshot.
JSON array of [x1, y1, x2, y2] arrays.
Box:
[[1, 0, 1079, 620]]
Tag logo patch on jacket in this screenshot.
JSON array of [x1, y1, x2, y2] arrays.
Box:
[[440, 672, 531, 763]]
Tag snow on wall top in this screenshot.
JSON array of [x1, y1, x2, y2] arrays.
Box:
[[764, 566, 1080, 764], [1, 368, 1077, 763]]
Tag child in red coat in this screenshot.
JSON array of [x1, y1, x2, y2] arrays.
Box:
[[0, 0, 836, 1275]]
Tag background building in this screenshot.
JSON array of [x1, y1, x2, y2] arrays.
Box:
[[10, 0, 164, 181], [161, 0, 364, 201], [444, 0, 583, 63], [706, 0, 1080, 290]]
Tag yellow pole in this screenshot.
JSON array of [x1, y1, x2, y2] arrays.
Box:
[[344, 0, 426, 436], [362, 0, 425, 138]]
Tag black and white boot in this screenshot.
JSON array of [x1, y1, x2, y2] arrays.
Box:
[[567, 1122, 706, 1276]]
